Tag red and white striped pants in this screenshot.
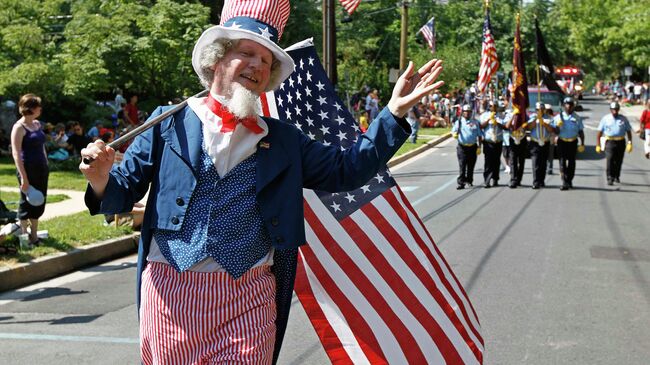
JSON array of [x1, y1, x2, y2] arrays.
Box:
[[140, 262, 277, 364]]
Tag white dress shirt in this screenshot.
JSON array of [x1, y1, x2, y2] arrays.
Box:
[[147, 92, 275, 272]]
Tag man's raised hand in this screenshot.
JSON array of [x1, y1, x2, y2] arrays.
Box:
[[387, 59, 444, 118]]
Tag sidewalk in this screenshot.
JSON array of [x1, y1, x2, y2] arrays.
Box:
[[0, 187, 87, 221], [621, 104, 644, 127], [0, 133, 450, 292]]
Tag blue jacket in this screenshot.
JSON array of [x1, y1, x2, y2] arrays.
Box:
[[85, 104, 409, 362]]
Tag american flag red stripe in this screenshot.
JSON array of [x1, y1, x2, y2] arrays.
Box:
[[477, 9, 499, 95], [298, 244, 392, 364], [295, 259, 364, 364], [297, 188, 483, 364], [363, 198, 482, 355], [386, 189, 483, 349], [261, 39, 483, 364], [338, 0, 361, 15], [303, 202, 427, 363], [393, 187, 482, 332], [347, 205, 466, 363]]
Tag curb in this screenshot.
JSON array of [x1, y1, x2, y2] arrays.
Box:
[[388, 132, 452, 168], [0, 233, 140, 292]]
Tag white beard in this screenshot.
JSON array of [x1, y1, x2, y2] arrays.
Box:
[[225, 84, 260, 119]]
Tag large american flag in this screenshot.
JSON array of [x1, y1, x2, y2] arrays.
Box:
[[419, 17, 436, 54], [338, 0, 361, 15], [477, 9, 499, 95], [262, 39, 484, 364]]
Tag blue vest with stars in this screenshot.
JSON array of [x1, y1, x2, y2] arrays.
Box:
[[153, 149, 272, 278]]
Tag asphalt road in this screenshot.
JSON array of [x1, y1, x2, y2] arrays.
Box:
[[1, 95, 648, 364]]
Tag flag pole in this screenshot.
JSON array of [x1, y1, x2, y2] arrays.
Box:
[[82, 89, 209, 165]]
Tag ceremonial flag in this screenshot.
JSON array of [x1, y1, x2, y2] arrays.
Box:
[[477, 9, 499, 95], [511, 14, 529, 129], [338, 0, 361, 15], [263, 38, 484, 365], [534, 19, 564, 95], [419, 17, 436, 54]]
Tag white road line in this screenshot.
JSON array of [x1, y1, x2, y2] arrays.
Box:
[[411, 178, 457, 207], [400, 186, 419, 192], [0, 332, 138, 344]]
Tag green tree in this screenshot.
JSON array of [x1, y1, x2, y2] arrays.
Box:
[[0, 0, 66, 104]]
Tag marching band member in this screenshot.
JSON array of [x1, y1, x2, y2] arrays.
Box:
[[526, 102, 554, 189], [551, 97, 585, 190], [505, 104, 528, 188], [596, 102, 633, 185], [453, 104, 483, 190], [479, 100, 505, 188]]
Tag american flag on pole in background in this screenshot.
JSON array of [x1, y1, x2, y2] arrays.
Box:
[[262, 38, 484, 365], [418, 17, 436, 54], [477, 9, 499, 95], [338, 0, 361, 15]]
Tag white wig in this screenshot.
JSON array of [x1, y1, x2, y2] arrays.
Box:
[[197, 38, 282, 91]]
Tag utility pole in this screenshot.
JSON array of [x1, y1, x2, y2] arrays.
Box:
[[323, 0, 337, 85], [399, 1, 409, 71]]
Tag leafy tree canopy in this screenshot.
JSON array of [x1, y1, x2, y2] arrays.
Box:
[[0, 0, 647, 123]]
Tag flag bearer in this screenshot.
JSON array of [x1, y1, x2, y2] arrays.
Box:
[[505, 106, 528, 188], [545, 104, 556, 175], [551, 97, 585, 190], [596, 102, 633, 185], [527, 102, 554, 189], [452, 104, 483, 189]]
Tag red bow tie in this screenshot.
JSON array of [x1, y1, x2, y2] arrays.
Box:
[[205, 94, 264, 134]]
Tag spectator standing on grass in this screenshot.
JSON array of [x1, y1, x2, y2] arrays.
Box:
[[114, 89, 127, 112], [10, 94, 48, 247], [365, 89, 380, 120], [633, 83, 642, 103], [407, 105, 419, 143], [125, 95, 140, 126]]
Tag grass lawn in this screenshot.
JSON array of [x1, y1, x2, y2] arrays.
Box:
[[395, 127, 451, 156], [0, 157, 88, 191], [0, 191, 70, 211], [0, 211, 133, 267]]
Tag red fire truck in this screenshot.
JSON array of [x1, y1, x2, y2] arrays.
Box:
[[554, 66, 585, 100]]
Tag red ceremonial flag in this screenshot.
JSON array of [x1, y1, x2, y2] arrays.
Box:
[[338, 0, 361, 15], [477, 9, 499, 95], [262, 38, 484, 365], [511, 13, 529, 129]]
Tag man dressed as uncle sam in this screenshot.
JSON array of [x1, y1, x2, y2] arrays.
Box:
[[79, 0, 444, 363]]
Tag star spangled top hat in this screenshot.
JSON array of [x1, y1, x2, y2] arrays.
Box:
[[192, 0, 295, 92]]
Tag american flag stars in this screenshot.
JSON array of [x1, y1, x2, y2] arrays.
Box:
[[269, 48, 397, 220]]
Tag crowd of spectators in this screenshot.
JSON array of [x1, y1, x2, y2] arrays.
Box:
[[0, 91, 146, 163], [354, 84, 503, 142], [595, 80, 649, 105]]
